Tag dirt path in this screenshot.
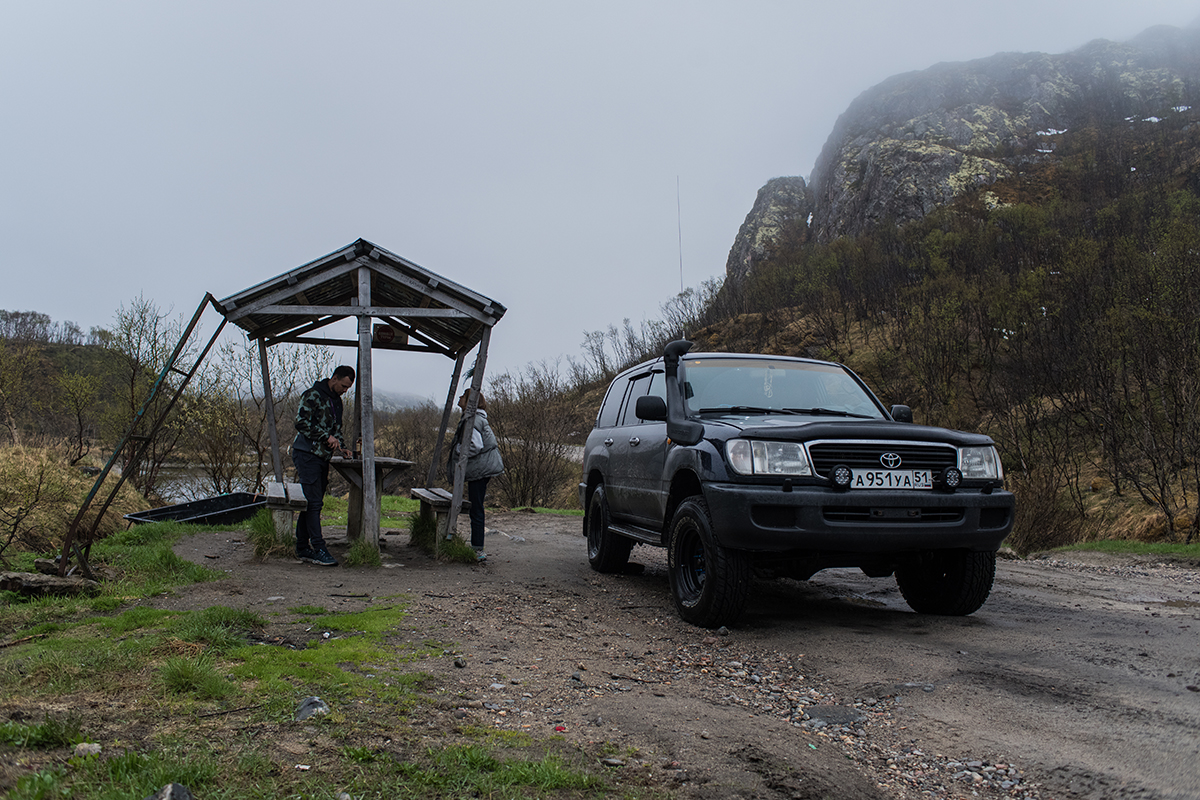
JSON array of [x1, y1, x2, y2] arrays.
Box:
[[169, 511, 1200, 800]]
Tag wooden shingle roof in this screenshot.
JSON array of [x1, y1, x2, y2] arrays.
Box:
[[217, 238, 505, 358]]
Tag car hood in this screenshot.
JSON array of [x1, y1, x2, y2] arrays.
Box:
[[714, 417, 996, 447]]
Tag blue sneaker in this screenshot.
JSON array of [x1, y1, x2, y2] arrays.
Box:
[[301, 548, 338, 567]]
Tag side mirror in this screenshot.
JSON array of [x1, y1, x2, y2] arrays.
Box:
[[635, 395, 667, 421], [890, 404, 913, 423]]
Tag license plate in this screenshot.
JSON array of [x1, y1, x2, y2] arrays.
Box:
[[850, 469, 932, 489]]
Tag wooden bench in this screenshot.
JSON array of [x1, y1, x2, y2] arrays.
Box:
[[410, 487, 470, 538], [266, 481, 308, 510], [266, 481, 307, 539]]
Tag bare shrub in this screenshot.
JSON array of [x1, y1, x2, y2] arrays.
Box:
[[0, 448, 70, 563], [179, 338, 332, 496], [375, 401, 443, 490], [487, 361, 580, 508], [1005, 469, 1086, 555], [0, 446, 145, 564]]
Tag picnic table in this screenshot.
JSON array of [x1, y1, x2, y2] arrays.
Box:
[[329, 456, 415, 540]]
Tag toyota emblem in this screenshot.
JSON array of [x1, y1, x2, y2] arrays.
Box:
[[880, 452, 902, 469]]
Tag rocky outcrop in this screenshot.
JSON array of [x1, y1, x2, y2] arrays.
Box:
[[808, 25, 1200, 242], [724, 177, 811, 283], [727, 23, 1200, 282]]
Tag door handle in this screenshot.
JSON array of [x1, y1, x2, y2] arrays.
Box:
[[603, 438, 614, 447], [628, 437, 641, 446]]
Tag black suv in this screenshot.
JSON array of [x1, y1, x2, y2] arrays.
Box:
[[579, 341, 1015, 627]]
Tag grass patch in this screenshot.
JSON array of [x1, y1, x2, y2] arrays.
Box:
[[408, 513, 479, 564], [512, 506, 585, 517], [159, 654, 234, 700], [0, 716, 83, 748], [1051, 539, 1200, 559], [0, 506, 621, 800], [168, 605, 264, 652], [7, 736, 607, 800], [247, 507, 293, 559], [383, 494, 419, 518], [320, 494, 349, 527], [0, 592, 613, 800], [289, 605, 328, 616], [346, 537, 383, 566]]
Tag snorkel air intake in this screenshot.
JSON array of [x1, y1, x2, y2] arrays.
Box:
[[663, 340, 704, 447]]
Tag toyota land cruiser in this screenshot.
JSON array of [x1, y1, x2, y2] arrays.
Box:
[[579, 340, 1015, 627]]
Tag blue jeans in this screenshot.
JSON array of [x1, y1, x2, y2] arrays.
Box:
[[292, 449, 329, 552], [467, 477, 489, 548]]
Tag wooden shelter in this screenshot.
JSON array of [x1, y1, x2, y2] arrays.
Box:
[[216, 238, 506, 547]]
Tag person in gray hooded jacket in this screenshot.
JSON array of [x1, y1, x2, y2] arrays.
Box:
[[450, 390, 504, 559]]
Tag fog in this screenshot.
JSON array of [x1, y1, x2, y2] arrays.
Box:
[[2, 1, 1196, 400]]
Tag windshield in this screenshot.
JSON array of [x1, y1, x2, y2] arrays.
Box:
[[683, 358, 885, 419]]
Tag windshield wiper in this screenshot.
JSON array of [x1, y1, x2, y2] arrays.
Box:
[[696, 406, 803, 415], [784, 407, 875, 419]]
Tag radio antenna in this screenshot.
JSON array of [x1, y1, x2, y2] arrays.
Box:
[[676, 176, 684, 295]]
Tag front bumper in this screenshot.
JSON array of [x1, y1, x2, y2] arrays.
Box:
[[702, 482, 1014, 553]]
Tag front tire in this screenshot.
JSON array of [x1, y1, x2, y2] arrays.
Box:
[[895, 550, 996, 615], [585, 485, 633, 573], [667, 497, 750, 628]]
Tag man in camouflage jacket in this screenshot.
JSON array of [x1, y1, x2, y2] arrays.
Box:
[[291, 365, 355, 566]]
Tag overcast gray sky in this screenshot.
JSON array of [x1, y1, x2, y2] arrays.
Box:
[[3, 1, 1196, 400]]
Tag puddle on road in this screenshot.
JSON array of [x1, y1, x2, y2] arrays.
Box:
[[1130, 598, 1200, 609], [841, 596, 889, 609]]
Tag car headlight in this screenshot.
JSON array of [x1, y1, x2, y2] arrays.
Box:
[[959, 446, 1003, 480], [727, 440, 812, 476]]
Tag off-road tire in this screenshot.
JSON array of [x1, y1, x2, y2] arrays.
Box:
[[585, 485, 633, 573], [895, 550, 996, 615], [667, 497, 750, 628]]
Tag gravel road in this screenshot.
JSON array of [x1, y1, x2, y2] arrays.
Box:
[[172, 510, 1200, 799]]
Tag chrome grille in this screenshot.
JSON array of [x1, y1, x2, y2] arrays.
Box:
[[808, 440, 957, 477]]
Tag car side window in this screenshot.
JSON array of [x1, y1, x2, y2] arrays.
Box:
[[645, 371, 666, 415], [618, 374, 652, 426], [596, 379, 628, 428]]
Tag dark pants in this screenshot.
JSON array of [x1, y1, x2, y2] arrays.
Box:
[[293, 449, 329, 552], [467, 477, 489, 548]]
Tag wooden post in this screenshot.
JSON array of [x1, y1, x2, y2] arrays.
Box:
[[429, 350, 467, 486], [259, 338, 283, 482], [445, 326, 490, 540], [357, 265, 379, 548]]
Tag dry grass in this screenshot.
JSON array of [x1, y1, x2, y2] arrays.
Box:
[[0, 444, 149, 563]]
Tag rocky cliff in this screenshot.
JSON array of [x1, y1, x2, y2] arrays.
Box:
[[723, 177, 811, 283], [727, 23, 1200, 278]]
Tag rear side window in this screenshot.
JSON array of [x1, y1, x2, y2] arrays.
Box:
[[618, 374, 653, 426], [596, 379, 629, 428]]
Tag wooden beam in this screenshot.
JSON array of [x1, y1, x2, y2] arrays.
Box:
[[369, 246, 500, 310], [380, 315, 453, 354], [254, 305, 474, 319], [446, 326, 491, 542], [222, 259, 361, 321], [430, 350, 467, 486], [259, 339, 283, 482], [357, 266, 379, 548], [267, 335, 445, 352], [259, 315, 341, 344], [367, 260, 500, 325]]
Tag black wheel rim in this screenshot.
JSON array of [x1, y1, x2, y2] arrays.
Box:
[[586, 495, 603, 558], [674, 523, 706, 600]]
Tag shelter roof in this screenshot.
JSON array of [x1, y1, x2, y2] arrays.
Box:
[[216, 239, 505, 358]]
